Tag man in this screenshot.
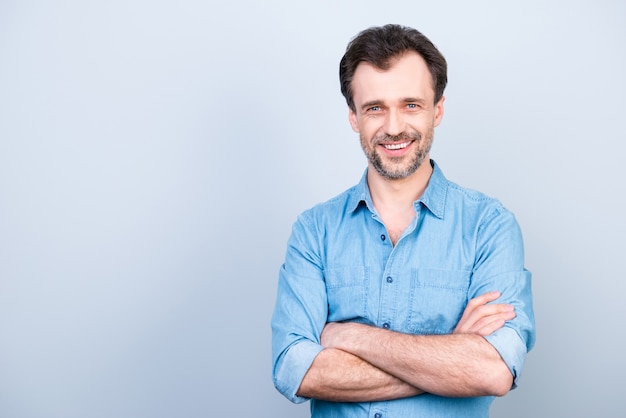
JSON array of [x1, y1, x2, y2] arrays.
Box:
[[272, 24, 535, 417]]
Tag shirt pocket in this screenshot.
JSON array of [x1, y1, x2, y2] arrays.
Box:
[[324, 266, 369, 323], [406, 269, 470, 334]]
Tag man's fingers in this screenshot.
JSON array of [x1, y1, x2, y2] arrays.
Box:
[[458, 291, 501, 323], [459, 301, 513, 326], [472, 318, 506, 336], [454, 290, 515, 335], [456, 308, 516, 334], [466, 291, 501, 310], [470, 309, 517, 335]]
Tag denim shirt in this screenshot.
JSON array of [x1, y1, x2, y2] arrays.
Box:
[[271, 161, 536, 418]]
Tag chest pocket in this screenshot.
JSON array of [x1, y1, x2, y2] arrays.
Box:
[[407, 269, 470, 334], [324, 266, 369, 323]]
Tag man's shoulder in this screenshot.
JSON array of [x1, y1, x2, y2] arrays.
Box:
[[424, 161, 511, 220], [442, 177, 511, 218], [297, 183, 361, 227], [446, 179, 499, 204]]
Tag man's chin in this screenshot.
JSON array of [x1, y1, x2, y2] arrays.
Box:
[[373, 160, 422, 180], [374, 167, 416, 180]]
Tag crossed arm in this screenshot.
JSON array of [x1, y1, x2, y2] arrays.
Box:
[[297, 291, 516, 401]]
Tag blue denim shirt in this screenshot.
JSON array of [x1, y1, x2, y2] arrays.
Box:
[[271, 161, 535, 417]]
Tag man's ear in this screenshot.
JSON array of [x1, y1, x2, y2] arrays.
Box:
[[348, 108, 360, 133], [433, 96, 445, 127]]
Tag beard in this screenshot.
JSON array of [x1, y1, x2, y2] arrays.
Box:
[[361, 129, 434, 180]]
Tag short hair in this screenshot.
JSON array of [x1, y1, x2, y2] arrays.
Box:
[[339, 24, 448, 111]]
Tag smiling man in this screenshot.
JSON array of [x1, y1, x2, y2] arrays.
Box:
[[272, 24, 535, 417]]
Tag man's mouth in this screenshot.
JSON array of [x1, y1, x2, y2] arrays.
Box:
[[382, 141, 412, 150]]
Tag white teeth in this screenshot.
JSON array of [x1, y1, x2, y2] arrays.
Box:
[[383, 141, 411, 150]]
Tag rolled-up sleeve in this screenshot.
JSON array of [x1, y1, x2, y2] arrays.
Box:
[[271, 214, 328, 403], [484, 326, 528, 388], [471, 207, 536, 388], [273, 339, 324, 403]]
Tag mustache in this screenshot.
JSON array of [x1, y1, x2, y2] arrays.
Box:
[[373, 132, 422, 144]]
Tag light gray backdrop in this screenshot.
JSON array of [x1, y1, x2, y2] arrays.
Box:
[[1, 1, 624, 417]]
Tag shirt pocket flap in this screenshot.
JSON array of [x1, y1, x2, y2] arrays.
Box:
[[407, 268, 470, 334]]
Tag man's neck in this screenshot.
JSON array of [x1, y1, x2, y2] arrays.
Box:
[[367, 160, 434, 211]]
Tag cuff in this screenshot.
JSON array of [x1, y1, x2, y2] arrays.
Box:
[[274, 340, 324, 404], [484, 326, 528, 389]]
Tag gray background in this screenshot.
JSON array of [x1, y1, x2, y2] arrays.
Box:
[[1, 0, 624, 417]]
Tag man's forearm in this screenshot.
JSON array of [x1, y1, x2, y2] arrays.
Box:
[[324, 323, 513, 398], [297, 346, 424, 402]]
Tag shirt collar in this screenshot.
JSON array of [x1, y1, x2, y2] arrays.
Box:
[[419, 160, 447, 219], [348, 169, 374, 213], [348, 159, 448, 219]]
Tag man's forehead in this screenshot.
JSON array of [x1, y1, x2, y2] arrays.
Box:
[[351, 52, 435, 105]]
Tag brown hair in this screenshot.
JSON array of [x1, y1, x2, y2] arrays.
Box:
[[339, 24, 448, 111]]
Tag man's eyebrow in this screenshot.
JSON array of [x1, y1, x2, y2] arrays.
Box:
[[360, 100, 384, 111], [403, 97, 427, 104]]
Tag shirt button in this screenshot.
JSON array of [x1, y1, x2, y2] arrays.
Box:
[[382, 323, 390, 329], [386, 276, 393, 283], [380, 234, 386, 241], [374, 413, 382, 418]]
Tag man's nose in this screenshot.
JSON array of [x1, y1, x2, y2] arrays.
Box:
[[383, 109, 404, 137]]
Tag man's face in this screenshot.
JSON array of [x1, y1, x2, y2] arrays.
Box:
[[349, 51, 444, 180]]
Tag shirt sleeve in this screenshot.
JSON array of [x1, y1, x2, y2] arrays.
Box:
[[271, 213, 328, 403], [470, 205, 536, 388], [484, 324, 528, 388]]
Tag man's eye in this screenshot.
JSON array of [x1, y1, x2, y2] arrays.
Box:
[[368, 106, 381, 112], [407, 103, 418, 109]]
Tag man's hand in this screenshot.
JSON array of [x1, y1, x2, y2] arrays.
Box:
[[322, 291, 515, 349], [454, 291, 515, 336]]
